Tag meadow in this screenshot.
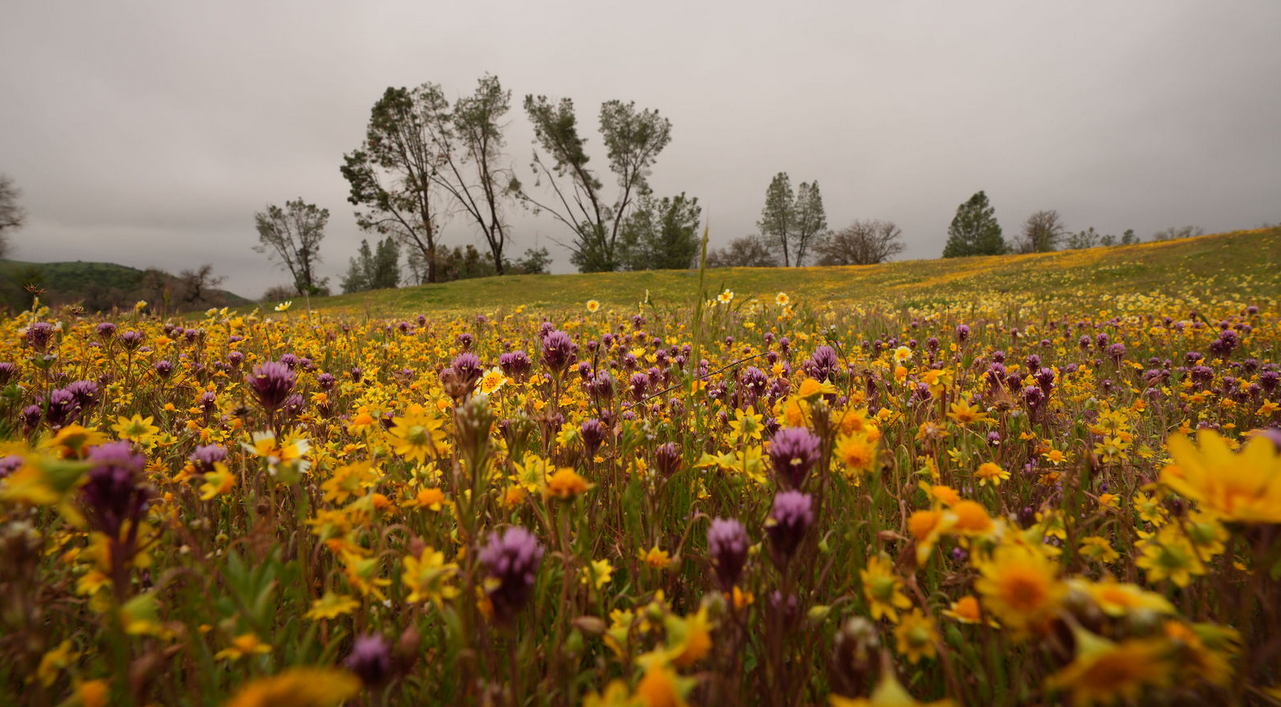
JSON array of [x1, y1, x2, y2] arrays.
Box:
[[2, 227, 1281, 707]]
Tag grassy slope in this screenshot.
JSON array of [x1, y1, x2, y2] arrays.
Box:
[[0, 259, 250, 307], [304, 227, 1281, 318]]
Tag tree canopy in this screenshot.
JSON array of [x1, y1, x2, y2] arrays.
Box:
[[253, 198, 329, 296], [519, 95, 672, 272], [942, 190, 1006, 257]]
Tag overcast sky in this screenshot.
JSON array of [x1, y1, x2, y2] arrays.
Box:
[[2, 1, 1279, 298]]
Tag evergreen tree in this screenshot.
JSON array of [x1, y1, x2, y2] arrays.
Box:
[[942, 190, 1006, 257], [618, 192, 702, 270], [757, 173, 795, 266]]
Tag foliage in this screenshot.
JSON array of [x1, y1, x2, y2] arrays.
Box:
[[342, 238, 402, 294], [942, 190, 1007, 258], [512, 247, 552, 275], [0, 259, 244, 314], [757, 174, 828, 266], [1152, 225, 1205, 242], [293, 227, 1281, 316], [519, 95, 672, 272], [3, 238, 1281, 706], [1013, 210, 1066, 254], [792, 180, 828, 266], [1066, 227, 1101, 250], [341, 86, 451, 283], [0, 174, 24, 261], [815, 220, 905, 266], [253, 198, 330, 296], [706, 235, 779, 268], [618, 192, 703, 271]]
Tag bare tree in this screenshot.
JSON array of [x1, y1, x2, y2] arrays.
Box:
[[518, 95, 672, 271], [1151, 225, 1204, 242], [815, 220, 905, 265], [253, 199, 329, 295], [706, 235, 778, 268], [178, 264, 227, 306], [1014, 210, 1066, 253], [0, 175, 26, 260]]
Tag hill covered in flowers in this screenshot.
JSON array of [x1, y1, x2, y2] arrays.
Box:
[[1, 225, 1281, 706]]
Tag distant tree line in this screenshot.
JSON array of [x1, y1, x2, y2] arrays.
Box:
[[938, 190, 1208, 258]]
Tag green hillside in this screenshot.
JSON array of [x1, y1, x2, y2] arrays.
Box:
[[300, 226, 1281, 317], [0, 259, 250, 313]]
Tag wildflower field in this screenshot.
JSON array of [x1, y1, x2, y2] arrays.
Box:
[[3, 229, 1281, 707]]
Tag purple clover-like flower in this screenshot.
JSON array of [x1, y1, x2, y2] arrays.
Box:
[[479, 526, 544, 625], [45, 388, 79, 429], [245, 361, 296, 412], [345, 633, 393, 687], [499, 351, 532, 381], [26, 322, 55, 353], [654, 442, 682, 478], [190, 444, 227, 472], [766, 490, 813, 569], [580, 419, 608, 456], [541, 330, 576, 373], [805, 345, 840, 382], [768, 427, 822, 489], [118, 330, 144, 351], [451, 352, 483, 385], [707, 517, 749, 591], [64, 380, 101, 411], [0, 362, 17, 386], [0, 455, 22, 481], [81, 441, 149, 538]]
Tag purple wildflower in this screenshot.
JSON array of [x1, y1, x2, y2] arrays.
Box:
[[479, 526, 544, 625], [766, 490, 813, 569], [345, 634, 393, 688], [245, 361, 296, 412], [707, 517, 749, 591], [81, 441, 149, 538], [768, 427, 822, 489]]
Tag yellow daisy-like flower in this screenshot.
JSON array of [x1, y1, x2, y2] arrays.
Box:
[[215, 632, 273, 661], [946, 399, 988, 426], [402, 547, 460, 607], [198, 466, 236, 500], [942, 595, 995, 626], [829, 669, 956, 706], [1159, 428, 1281, 524], [224, 668, 360, 707], [717, 289, 734, 305], [1071, 577, 1175, 617], [478, 367, 508, 395], [775, 292, 789, 306], [635, 662, 694, 707], [1077, 536, 1119, 564], [546, 467, 594, 499], [860, 554, 912, 623], [894, 608, 939, 664], [1046, 626, 1172, 707], [835, 432, 877, 477], [974, 462, 1010, 487], [639, 546, 671, 570], [112, 414, 159, 446], [1135, 525, 1205, 587], [581, 558, 615, 590], [974, 544, 1065, 636], [405, 486, 448, 511], [587, 299, 600, 313], [388, 404, 445, 464], [305, 591, 360, 621]]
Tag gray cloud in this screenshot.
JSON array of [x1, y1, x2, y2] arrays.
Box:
[[3, 1, 1279, 298]]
